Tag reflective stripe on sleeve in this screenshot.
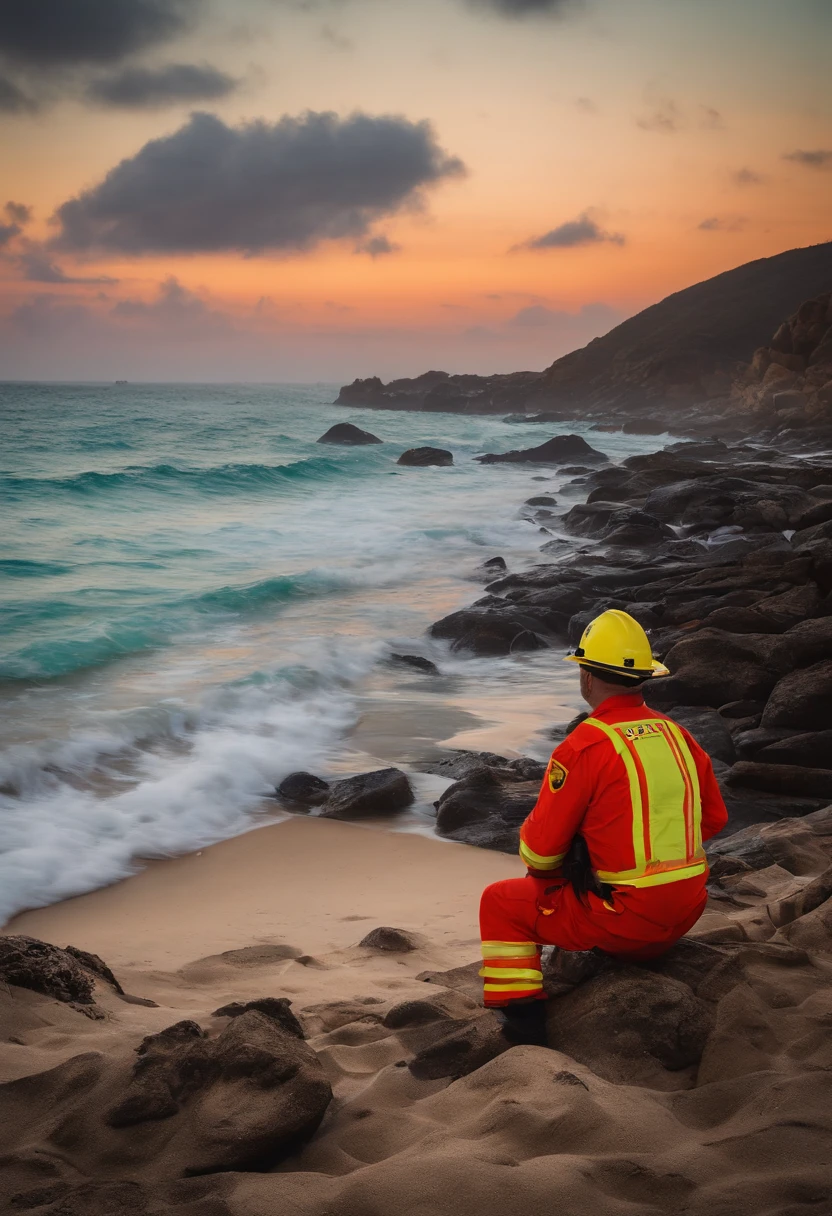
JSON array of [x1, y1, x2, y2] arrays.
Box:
[[479, 966, 543, 981], [481, 941, 539, 959], [518, 839, 565, 870]]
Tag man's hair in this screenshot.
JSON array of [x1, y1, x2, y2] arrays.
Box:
[[580, 664, 646, 691]]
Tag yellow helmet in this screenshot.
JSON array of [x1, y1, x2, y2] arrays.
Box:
[[564, 609, 669, 679]]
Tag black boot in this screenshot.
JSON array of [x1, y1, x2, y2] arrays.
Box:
[[495, 1000, 549, 1047]]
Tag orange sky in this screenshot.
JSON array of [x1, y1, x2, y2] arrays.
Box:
[[0, 0, 830, 380]]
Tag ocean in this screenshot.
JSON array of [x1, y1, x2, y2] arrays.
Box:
[[0, 382, 666, 923]]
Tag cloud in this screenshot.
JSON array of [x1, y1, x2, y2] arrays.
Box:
[[52, 110, 465, 256], [517, 211, 625, 251], [699, 105, 724, 130], [783, 148, 832, 170], [354, 234, 400, 258], [732, 167, 763, 186], [0, 73, 35, 111], [0, 223, 20, 247], [637, 97, 683, 134], [111, 276, 230, 333], [698, 215, 747, 232], [16, 243, 118, 284], [0, 0, 197, 68], [575, 96, 597, 114], [508, 301, 623, 330], [5, 201, 31, 224], [467, 0, 581, 15], [86, 62, 237, 108]]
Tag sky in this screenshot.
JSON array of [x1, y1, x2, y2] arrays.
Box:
[[0, 0, 830, 382]]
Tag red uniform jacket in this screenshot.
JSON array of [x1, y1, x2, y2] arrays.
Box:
[[520, 693, 728, 896]]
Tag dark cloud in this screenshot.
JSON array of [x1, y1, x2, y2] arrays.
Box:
[[732, 167, 763, 186], [86, 62, 237, 108], [0, 223, 20, 247], [0, 73, 36, 112], [783, 148, 832, 170], [5, 201, 31, 224], [698, 215, 747, 232], [354, 234, 400, 258], [52, 110, 465, 256], [17, 243, 118, 284], [0, 0, 197, 68], [518, 212, 625, 251], [467, 0, 581, 15]]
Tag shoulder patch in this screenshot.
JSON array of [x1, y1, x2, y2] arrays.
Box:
[[547, 759, 569, 792]]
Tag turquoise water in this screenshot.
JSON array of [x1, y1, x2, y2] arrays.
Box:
[[0, 383, 664, 921]]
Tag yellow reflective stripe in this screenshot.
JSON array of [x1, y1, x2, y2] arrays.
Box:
[[585, 717, 646, 873], [599, 861, 707, 889], [479, 967, 543, 981], [519, 839, 565, 869], [664, 721, 703, 854], [483, 981, 544, 993], [481, 941, 539, 959]]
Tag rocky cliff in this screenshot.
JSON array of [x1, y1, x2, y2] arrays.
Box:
[[336, 241, 832, 425]]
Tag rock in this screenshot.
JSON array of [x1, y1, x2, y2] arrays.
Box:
[[604, 510, 676, 547], [64, 946, 125, 996], [434, 767, 539, 852], [525, 495, 557, 506], [416, 960, 483, 1002], [622, 417, 667, 434], [547, 967, 714, 1086], [420, 749, 545, 782], [318, 768, 414, 820], [276, 771, 330, 807], [103, 1010, 332, 1172], [428, 604, 550, 655], [475, 434, 608, 465], [772, 617, 832, 669], [383, 990, 479, 1029], [707, 822, 776, 870], [472, 556, 508, 580], [768, 865, 832, 927], [562, 501, 628, 537], [725, 761, 832, 799], [719, 700, 768, 719], [718, 784, 830, 834], [0, 937, 98, 1007], [407, 1014, 507, 1080], [316, 423, 382, 445], [762, 660, 832, 730], [389, 653, 440, 674], [358, 927, 422, 952], [732, 727, 800, 759], [647, 629, 786, 707], [397, 447, 453, 467], [755, 730, 832, 769], [212, 998, 305, 1039], [666, 706, 736, 764]]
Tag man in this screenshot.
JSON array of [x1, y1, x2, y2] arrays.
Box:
[[479, 609, 729, 1047]]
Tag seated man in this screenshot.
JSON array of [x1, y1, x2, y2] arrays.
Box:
[[479, 609, 728, 1046]]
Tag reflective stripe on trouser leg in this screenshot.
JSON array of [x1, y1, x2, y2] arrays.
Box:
[[481, 940, 543, 1007]]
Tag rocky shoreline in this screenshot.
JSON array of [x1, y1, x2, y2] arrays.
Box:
[[3, 410, 832, 1213]]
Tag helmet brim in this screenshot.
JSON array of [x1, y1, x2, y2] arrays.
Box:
[[564, 655, 670, 679]]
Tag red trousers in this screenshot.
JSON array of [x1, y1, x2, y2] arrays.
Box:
[[479, 874, 708, 1006]]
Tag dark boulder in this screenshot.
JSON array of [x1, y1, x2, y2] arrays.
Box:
[[103, 1010, 332, 1172], [276, 771, 330, 807], [434, 767, 539, 852], [762, 660, 832, 730], [212, 998, 305, 1039], [647, 629, 786, 707], [475, 434, 608, 465], [603, 509, 677, 548], [622, 417, 668, 434], [732, 726, 801, 759], [316, 423, 382, 445], [525, 495, 557, 507], [546, 966, 714, 1086], [358, 926, 422, 952], [407, 1014, 507, 1080], [428, 604, 550, 655], [562, 501, 629, 537], [389, 653, 440, 674], [0, 936, 105, 1008], [725, 761, 832, 800], [397, 446, 453, 467], [755, 730, 832, 769], [666, 706, 736, 764], [319, 768, 414, 820], [772, 617, 832, 669]]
